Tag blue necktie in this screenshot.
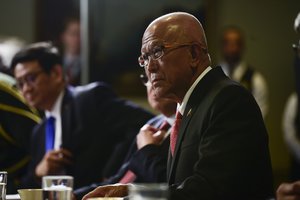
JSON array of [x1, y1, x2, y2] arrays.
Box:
[[45, 116, 55, 152]]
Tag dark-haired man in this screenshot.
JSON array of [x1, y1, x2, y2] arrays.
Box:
[[11, 42, 153, 189]]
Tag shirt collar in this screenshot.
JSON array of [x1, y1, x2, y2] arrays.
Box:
[[178, 66, 212, 115], [165, 114, 175, 126], [45, 90, 65, 119]]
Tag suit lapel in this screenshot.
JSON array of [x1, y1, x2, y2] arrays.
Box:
[[167, 106, 194, 182], [167, 67, 226, 183], [61, 88, 74, 150]]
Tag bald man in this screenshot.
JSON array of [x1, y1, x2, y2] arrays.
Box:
[[82, 12, 274, 200], [141, 11, 273, 200]]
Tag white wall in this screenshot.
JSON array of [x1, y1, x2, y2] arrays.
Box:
[[0, 0, 35, 43]]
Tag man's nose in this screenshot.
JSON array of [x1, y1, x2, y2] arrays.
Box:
[[21, 82, 33, 93], [146, 58, 159, 72]]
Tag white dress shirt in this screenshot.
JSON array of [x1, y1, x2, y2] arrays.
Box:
[[178, 66, 212, 115], [45, 90, 64, 150]]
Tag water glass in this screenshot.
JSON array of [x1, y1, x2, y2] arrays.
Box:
[[129, 183, 169, 200], [0, 172, 7, 200], [42, 175, 73, 200]]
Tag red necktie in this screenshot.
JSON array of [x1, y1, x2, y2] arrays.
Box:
[[170, 111, 183, 156], [118, 120, 170, 184]]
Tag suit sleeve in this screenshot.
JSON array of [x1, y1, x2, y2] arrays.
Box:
[[91, 83, 154, 178], [129, 137, 169, 183]]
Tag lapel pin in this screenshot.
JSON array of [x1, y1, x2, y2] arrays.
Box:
[[187, 108, 192, 117]]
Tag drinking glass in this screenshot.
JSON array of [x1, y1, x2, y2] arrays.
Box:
[[0, 172, 7, 200], [42, 175, 73, 200], [129, 183, 169, 200]]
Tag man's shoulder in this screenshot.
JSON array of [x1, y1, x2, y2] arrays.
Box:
[[73, 81, 112, 93], [193, 67, 251, 106], [69, 81, 116, 99]]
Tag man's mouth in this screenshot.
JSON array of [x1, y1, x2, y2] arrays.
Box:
[[150, 74, 163, 84]]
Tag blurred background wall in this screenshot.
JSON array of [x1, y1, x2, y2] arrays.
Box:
[[0, 0, 299, 188], [205, 0, 300, 186]]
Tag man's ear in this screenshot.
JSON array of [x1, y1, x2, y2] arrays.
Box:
[[51, 64, 64, 82], [190, 44, 202, 68]]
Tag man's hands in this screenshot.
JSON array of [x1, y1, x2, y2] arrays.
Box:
[[82, 184, 129, 200], [136, 124, 166, 150], [35, 148, 73, 177], [277, 181, 300, 200]]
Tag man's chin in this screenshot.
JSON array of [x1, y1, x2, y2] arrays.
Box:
[[153, 87, 179, 103], [153, 87, 173, 100], [153, 87, 166, 98]]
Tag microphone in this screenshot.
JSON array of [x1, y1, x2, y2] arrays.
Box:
[[295, 12, 300, 34]]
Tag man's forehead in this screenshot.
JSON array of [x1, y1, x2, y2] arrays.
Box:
[[14, 60, 41, 75], [142, 25, 183, 47]]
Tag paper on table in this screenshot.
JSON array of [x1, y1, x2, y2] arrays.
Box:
[[6, 194, 20, 200]]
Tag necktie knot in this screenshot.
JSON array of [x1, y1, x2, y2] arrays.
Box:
[[47, 116, 55, 124]]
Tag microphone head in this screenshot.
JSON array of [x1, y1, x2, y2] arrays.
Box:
[[295, 12, 300, 33]]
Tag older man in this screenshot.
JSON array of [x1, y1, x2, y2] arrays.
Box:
[[79, 12, 274, 200], [11, 42, 153, 189], [141, 11, 273, 199], [141, 11, 274, 199]]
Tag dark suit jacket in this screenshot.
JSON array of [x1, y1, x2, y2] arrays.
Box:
[[21, 82, 153, 189], [74, 114, 170, 199], [168, 67, 274, 200]]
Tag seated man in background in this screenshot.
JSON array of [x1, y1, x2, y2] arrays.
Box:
[[0, 80, 40, 193], [11, 42, 153, 190], [75, 74, 176, 200], [85, 12, 274, 200]]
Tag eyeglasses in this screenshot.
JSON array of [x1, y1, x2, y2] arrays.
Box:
[[16, 70, 45, 90], [138, 42, 194, 68]]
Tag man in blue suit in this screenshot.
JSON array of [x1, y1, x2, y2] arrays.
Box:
[[11, 42, 153, 189]]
